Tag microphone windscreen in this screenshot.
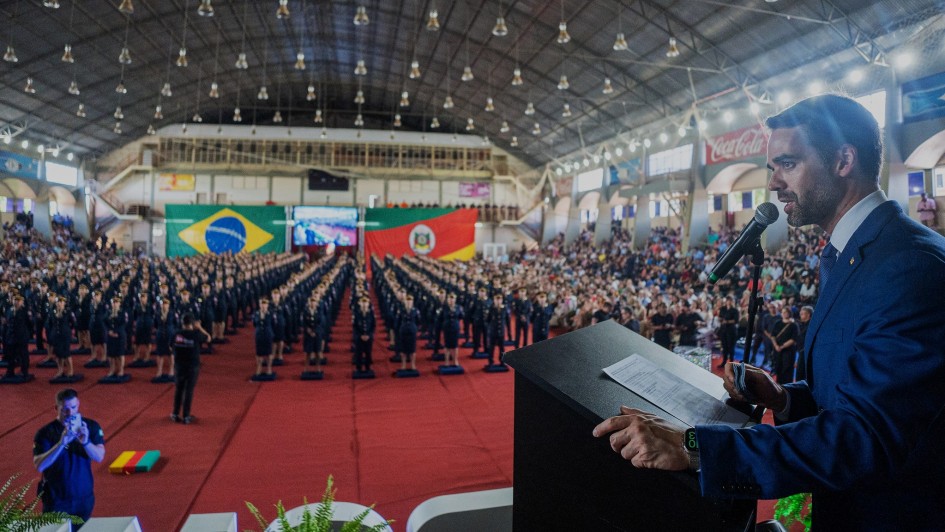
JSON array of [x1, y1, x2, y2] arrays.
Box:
[[754, 202, 779, 226]]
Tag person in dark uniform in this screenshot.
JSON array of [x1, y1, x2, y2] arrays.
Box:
[[211, 278, 228, 343], [171, 313, 208, 424], [439, 292, 464, 367], [33, 388, 106, 523], [46, 296, 75, 380], [674, 300, 703, 347], [131, 292, 154, 367], [512, 287, 532, 348], [794, 305, 813, 381], [73, 284, 92, 354], [398, 295, 421, 372], [717, 295, 739, 368], [153, 298, 178, 382], [105, 297, 128, 379], [196, 284, 216, 354], [471, 287, 490, 356], [301, 297, 323, 373], [530, 292, 554, 343], [352, 297, 376, 373], [4, 294, 32, 378], [30, 283, 50, 354], [253, 298, 275, 377], [485, 292, 510, 367], [269, 290, 286, 365], [650, 303, 674, 349], [87, 291, 108, 368]]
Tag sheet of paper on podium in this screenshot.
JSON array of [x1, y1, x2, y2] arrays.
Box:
[[603, 354, 750, 428]]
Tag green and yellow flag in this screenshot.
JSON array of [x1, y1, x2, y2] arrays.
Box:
[[364, 208, 477, 261], [165, 205, 286, 257]]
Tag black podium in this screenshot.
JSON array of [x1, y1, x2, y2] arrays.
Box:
[[503, 320, 755, 532]]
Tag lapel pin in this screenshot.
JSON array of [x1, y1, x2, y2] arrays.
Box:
[[849, 258, 855, 265]]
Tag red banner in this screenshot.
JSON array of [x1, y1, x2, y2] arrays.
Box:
[[705, 124, 768, 165]]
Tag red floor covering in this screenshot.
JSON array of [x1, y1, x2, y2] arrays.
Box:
[[0, 295, 779, 531]]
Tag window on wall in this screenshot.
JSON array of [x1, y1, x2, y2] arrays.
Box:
[[907, 171, 924, 196], [45, 162, 78, 186], [649, 199, 668, 218], [576, 168, 604, 192], [934, 166, 945, 197], [647, 144, 693, 176], [855, 90, 886, 129], [580, 209, 599, 224], [612, 206, 624, 221], [708, 194, 723, 213]]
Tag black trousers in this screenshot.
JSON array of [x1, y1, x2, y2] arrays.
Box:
[[4, 343, 29, 376], [514, 320, 529, 348], [353, 338, 373, 371], [173, 366, 200, 418], [472, 322, 486, 353], [44, 493, 94, 526], [487, 334, 505, 365], [719, 326, 737, 363]]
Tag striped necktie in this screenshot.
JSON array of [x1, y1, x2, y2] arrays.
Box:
[[819, 243, 838, 291]]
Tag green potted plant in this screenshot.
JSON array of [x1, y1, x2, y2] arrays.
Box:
[[774, 492, 812, 532], [246, 475, 392, 532], [0, 473, 82, 532]]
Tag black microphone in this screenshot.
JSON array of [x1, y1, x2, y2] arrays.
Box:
[[708, 202, 779, 284]]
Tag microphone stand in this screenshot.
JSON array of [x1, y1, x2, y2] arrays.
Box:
[[742, 239, 767, 422]]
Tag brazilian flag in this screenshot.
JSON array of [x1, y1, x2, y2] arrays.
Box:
[[165, 205, 287, 257]]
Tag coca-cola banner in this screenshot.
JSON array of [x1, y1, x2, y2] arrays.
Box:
[[705, 124, 769, 165]]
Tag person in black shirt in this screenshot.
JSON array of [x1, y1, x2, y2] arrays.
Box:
[[398, 296, 421, 372], [4, 294, 32, 378], [153, 298, 178, 382], [512, 288, 532, 348], [530, 292, 555, 343], [485, 293, 510, 368], [794, 305, 813, 381], [33, 388, 106, 522], [302, 297, 323, 373], [650, 303, 674, 349], [352, 297, 376, 373], [674, 301, 702, 347], [439, 292, 464, 367], [46, 296, 75, 380], [771, 307, 800, 383], [171, 313, 208, 424], [717, 296, 739, 368]]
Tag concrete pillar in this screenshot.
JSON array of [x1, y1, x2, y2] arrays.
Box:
[[564, 205, 581, 245], [72, 165, 92, 240], [633, 194, 651, 251], [32, 185, 53, 240], [540, 203, 557, 245], [594, 193, 612, 246], [883, 77, 909, 210]]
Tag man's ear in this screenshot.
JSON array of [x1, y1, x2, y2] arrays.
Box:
[[836, 144, 857, 178]]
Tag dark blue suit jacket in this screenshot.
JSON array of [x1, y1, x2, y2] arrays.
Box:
[[697, 201, 945, 530]]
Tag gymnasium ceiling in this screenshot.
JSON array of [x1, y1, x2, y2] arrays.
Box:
[[1, 0, 944, 168]]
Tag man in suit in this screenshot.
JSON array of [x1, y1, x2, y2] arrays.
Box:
[[593, 94, 945, 530]]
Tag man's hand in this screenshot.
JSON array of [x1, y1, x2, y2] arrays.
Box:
[[60, 426, 77, 446], [722, 363, 787, 411], [77, 421, 90, 445], [591, 406, 689, 471]]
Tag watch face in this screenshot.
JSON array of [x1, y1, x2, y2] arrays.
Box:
[[684, 428, 698, 451]]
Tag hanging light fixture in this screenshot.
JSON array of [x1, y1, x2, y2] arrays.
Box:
[[306, 84, 316, 101], [562, 103, 572, 117], [500, 120, 510, 133], [257, 86, 269, 100], [68, 80, 80, 95], [177, 47, 188, 67], [235, 52, 248, 69], [354, 113, 364, 127], [510, 136, 518, 147], [313, 109, 323, 123], [462, 66, 474, 82], [115, 79, 127, 93], [44, 0, 60, 7], [193, 112, 203, 123], [276, 0, 290, 19], [354, 90, 365, 104], [557, 21, 571, 44], [666, 37, 680, 58], [493, 16, 508, 37], [154, 105, 163, 119], [354, 59, 367, 76], [113, 121, 123, 134], [233, 107, 242, 122], [557, 74, 570, 90], [602, 78, 614, 94], [76, 103, 86, 117], [443, 95, 455, 109], [613, 32, 628, 51], [198, 0, 213, 16], [118, 0, 134, 15], [161, 82, 173, 97], [147, 124, 156, 135], [400, 91, 410, 107], [466, 118, 475, 131], [61, 44, 74, 63], [23, 77, 35, 93], [512, 67, 524, 86], [532, 122, 541, 135], [354, 5, 369, 25], [273, 110, 283, 123], [409, 60, 421, 79], [294, 52, 305, 70], [394, 114, 402, 128], [209, 81, 219, 98], [525, 102, 535, 115], [485, 97, 495, 112], [427, 8, 440, 31], [431, 116, 440, 129], [3, 46, 17, 63], [118, 46, 132, 64], [114, 106, 124, 120]]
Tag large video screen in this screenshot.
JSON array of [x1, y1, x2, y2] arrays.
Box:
[[292, 206, 358, 247]]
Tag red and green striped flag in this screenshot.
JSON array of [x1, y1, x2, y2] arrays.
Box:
[[364, 208, 477, 260]]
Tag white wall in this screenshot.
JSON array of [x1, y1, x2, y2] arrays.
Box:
[[387, 179, 439, 205], [355, 179, 385, 205], [475, 225, 533, 255], [214, 175, 270, 205]]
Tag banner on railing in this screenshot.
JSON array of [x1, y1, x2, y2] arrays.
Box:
[[459, 182, 491, 198], [165, 205, 286, 257], [0, 150, 40, 180], [158, 173, 196, 191], [364, 208, 477, 261]]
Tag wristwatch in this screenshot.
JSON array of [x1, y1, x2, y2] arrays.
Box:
[[684, 428, 700, 472]]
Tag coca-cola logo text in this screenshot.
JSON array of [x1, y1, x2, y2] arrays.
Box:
[[706, 125, 768, 165]]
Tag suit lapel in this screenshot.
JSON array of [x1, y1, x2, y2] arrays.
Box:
[[804, 201, 901, 382]]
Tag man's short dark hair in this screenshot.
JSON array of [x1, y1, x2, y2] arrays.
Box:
[[56, 388, 78, 404], [765, 94, 883, 183]]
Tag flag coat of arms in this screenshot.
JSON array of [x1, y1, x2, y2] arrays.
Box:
[[364, 208, 477, 261]]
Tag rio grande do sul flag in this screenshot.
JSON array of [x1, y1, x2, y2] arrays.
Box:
[[364, 208, 477, 260]]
